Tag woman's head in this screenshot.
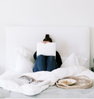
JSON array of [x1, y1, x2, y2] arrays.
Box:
[[43, 34, 52, 43]]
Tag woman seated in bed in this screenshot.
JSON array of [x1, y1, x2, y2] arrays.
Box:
[[33, 34, 62, 72]]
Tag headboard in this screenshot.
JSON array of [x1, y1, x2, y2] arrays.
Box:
[[6, 26, 90, 69]]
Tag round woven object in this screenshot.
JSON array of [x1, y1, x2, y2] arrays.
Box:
[[56, 75, 93, 89]]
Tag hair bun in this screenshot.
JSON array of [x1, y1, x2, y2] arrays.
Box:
[[45, 34, 49, 39], [43, 34, 52, 42]]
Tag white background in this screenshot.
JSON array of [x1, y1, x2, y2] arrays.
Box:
[[0, 0, 94, 73]]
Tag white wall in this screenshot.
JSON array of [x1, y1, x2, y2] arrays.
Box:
[[0, 0, 94, 73]]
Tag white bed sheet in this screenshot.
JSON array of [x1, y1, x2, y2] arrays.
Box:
[[1, 83, 94, 98], [0, 67, 94, 98], [0, 65, 94, 96]]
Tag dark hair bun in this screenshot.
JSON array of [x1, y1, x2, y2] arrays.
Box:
[[43, 34, 52, 42], [45, 34, 49, 39]]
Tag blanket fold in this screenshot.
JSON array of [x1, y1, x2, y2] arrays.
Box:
[[0, 65, 94, 95]]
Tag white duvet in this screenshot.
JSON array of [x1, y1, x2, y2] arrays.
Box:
[[0, 65, 94, 96]]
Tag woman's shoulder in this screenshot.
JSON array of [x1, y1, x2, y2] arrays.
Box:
[[56, 51, 59, 54], [56, 51, 60, 56]]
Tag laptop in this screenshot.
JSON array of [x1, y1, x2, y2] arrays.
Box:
[[37, 42, 56, 57]]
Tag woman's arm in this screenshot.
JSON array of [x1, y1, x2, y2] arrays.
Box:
[[56, 51, 62, 68], [33, 51, 37, 60]]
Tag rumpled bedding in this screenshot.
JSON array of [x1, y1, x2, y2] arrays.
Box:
[[0, 65, 94, 96]]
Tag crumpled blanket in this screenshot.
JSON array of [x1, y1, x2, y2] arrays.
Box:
[[0, 65, 94, 95]]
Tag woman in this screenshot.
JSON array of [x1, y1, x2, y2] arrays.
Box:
[[33, 34, 62, 72]]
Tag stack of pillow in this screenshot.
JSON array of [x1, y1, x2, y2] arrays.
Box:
[[61, 53, 88, 68], [8, 47, 35, 74], [8, 47, 88, 74]]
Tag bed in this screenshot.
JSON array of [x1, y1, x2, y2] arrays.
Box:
[[1, 26, 94, 98]]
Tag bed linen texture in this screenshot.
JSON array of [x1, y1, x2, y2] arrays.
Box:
[[0, 83, 94, 98], [0, 77, 94, 98], [0, 65, 94, 96]]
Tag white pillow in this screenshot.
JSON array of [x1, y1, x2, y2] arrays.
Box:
[[76, 56, 88, 66], [61, 57, 67, 62], [9, 47, 35, 69], [19, 47, 35, 63], [61, 56, 87, 67], [15, 52, 34, 74], [61, 53, 79, 68]]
